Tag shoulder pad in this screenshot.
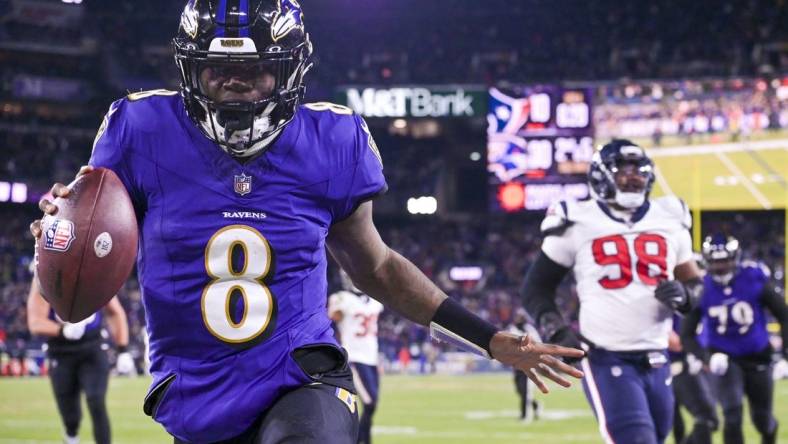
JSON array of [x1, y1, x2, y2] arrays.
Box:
[[740, 260, 771, 280], [299, 105, 382, 167], [92, 99, 125, 152], [302, 102, 355, 116], [655, 196, 691, 229], [298, 102, 358, 141], [330, 290, 350, 300], [125, 89, 179, 102], [328, 291, 345, 308], [540, 201, 573, 236], [113, 90, 182, 134]]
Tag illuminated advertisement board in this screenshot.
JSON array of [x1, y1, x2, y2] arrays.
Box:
[[337, 86, 487, 118], [487, 86, 594, 211]]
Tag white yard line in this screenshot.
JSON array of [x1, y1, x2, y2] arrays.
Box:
[[715, 151, 772, 209], [646, 139, 788, 157], [372, 427, 600, 441], [653, 165, 675, 196], [0, 440, 64, 444]]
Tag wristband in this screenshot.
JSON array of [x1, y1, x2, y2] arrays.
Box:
[[117, 345, 128, 353], [429, 297, 498, 358]]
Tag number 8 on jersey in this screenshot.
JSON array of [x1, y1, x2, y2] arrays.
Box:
[[202, 225, 276, 344]]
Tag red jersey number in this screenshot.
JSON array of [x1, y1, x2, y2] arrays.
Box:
[[354, 313, 379, 338], [592, 233, 668, 289]]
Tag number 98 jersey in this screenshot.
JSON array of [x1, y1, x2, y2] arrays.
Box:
[[89, 92, 386, 442], [540, 196, 694, 351]]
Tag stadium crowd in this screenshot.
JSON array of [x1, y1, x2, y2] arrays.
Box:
[[1, 205, 783, 375], [0, 0, 786, 375], [2, 0, 787, 105], [2, 0, 788, 195], [595, 78, 788, 143]]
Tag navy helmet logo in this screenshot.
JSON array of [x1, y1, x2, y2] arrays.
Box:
[[234, 173, 253, 196]]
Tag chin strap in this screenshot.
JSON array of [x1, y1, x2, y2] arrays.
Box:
[[219, 113, 250, 139], [233, 127, 282, 158], [200, 101, 283, 158]]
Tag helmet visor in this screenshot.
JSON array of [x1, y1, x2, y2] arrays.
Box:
[[197, 60, 288, 104], [611, 160, 652, 193]]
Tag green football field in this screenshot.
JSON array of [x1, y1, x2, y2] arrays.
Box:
[[1, 374, 786, 443], [647, 139, 786, 210]]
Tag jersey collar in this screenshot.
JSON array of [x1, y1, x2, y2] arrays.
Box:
[[596, 200, 651, 226]]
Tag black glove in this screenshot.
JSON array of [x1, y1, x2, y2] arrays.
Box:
[[538, 312, 585, 364], [548, 327, 585, 364], [655, 280, 690, 312]]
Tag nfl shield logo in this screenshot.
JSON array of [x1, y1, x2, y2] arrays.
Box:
[[234, 173, 252, 196], [44, 218, 76, 252]]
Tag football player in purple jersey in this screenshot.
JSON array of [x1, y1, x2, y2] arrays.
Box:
[[669, 316, 718, 444], [27, 277, 133, 444], [30, 1, 584, 443], [682, 234, 788, 444]]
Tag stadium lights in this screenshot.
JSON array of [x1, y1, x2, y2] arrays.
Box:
[[0, 182, 28, 203], [407, 196, 437, 215], [469, 152, 481, 161], [62, 0, 83, 3], [449, 266, 483, 281], [497, 182, 525, 212]]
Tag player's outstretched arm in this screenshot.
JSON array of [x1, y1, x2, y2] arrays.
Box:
[[105, 296, 135, 374], [327, 201, 444, 326], [761, 284, 788, 359], [679, 307, 708, 362], [26, 277, 61, 337], [520, 251, 583, 360], [104, 296, 130, 350], [327, 201, 584, 392]]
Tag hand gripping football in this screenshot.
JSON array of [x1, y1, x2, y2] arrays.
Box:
[[36, 168, 138, 322]]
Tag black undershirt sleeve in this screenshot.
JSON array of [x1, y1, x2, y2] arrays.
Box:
[[520, 251, 572, 339], [680, 307, 708, 362], [760, 284, 788, 357]]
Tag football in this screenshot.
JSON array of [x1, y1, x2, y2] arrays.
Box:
[[36, 168, 138, 322]]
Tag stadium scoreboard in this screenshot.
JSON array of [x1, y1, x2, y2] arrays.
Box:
[[487, 86, 594, 211]]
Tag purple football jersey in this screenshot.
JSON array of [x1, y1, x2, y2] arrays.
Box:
[[89, 93, 386, 442], [698, 263, 771, 357]]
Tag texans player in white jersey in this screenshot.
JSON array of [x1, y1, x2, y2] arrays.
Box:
[[522, 139, 704, 444], [329, 271, 384, 444]]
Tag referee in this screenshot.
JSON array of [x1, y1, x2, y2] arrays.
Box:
[[26, 277, 133, 444]]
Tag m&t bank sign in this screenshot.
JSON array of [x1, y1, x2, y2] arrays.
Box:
[[338, 86, 486, 118]]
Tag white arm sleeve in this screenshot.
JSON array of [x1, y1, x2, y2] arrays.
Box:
[[541, 235, 576, 268], [675, 229, 694, 265], [539, 201, 576, 268]]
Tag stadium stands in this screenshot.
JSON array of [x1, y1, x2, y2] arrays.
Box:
[[0, 0, 785, 376]]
